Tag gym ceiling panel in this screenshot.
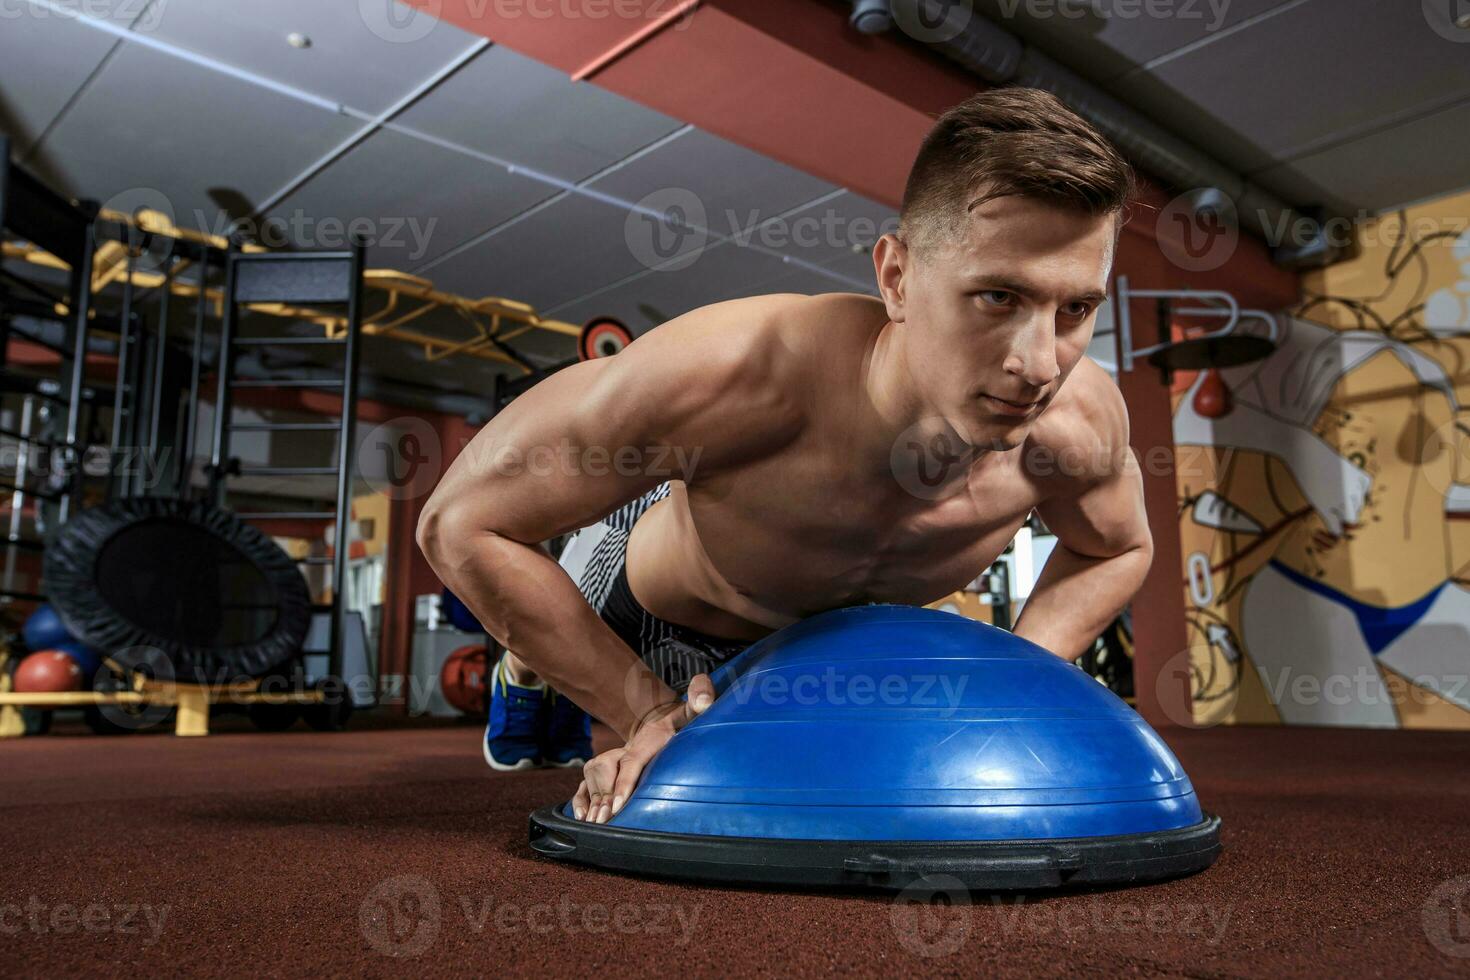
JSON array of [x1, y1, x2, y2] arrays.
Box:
[[0, 11, 119, 159], [990, 0, 1470, 214], [546, 235, 831, 332], [972, 0, 1297, 83], [587, 127, 842, 240], [140, 0, 482, 117], [416, 125, 850, 309], [31, 41, 364, 225], [412, 187, 711, 310], [264, 126, 558, 268], [1115, 1, 1470, 157], [1253, 98, 1470, 217], [762, 190, 897, 290], [390, 44, 685, 184]]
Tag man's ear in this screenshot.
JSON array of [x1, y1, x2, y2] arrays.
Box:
[[874, 233, 909, 323]]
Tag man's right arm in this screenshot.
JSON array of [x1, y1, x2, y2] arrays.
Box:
[[415, 306, 796, 738]]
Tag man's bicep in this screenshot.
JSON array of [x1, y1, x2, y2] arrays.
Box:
[[1036, 452, 1151, 560], [1035, 373, 1150, 560], [429, 300, 796, 546]]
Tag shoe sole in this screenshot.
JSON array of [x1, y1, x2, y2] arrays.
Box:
[[544, 757, 588, 769], [483, 737, 541, 772]]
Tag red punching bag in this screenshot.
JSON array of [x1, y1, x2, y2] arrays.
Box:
[[1192, 368, 1232, 418]]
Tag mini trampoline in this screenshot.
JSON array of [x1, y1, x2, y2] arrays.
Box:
[[42, 497, 313, 681]]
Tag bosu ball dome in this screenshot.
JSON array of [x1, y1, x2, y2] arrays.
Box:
[[530, 604, 1221, 891]]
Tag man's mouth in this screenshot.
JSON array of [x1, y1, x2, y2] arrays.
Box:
[[980, 392, 1045, 417]]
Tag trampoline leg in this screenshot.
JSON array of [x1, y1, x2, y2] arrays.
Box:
[[0, 704, 23, 739], [174, 688, 210, 737]]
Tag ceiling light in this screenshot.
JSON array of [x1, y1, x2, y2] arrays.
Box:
[[286, 32, 312, 49]]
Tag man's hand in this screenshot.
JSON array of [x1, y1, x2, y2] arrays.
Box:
[[572, 674, 716, 823]]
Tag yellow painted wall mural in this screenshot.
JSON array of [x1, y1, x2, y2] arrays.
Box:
[[1174, 189, 1470, 729]]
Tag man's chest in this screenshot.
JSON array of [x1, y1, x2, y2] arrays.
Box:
[[687, 456, 1039, 610]]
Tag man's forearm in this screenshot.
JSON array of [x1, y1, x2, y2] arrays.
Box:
[[1011, 542, 1152, 661], [426, 529, 674, 738]]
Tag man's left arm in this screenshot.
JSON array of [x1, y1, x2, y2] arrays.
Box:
[[1014, 375, 1153, 661]]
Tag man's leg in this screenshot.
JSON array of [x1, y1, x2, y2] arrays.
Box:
[[484, 523, 612, 770], [502, 523, 611, 686], [501, 653, 540, 686], [485, 486, 670, 770]]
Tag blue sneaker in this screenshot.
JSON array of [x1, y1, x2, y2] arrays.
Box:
[[483, 654, 545, 771], [542, 690, 593, 768]]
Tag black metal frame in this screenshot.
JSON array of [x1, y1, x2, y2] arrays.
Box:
[[209, 247, 365, 681], [0, 136, 100, 602], [3, 137, 370, 688], [2, 139, 198, 610]]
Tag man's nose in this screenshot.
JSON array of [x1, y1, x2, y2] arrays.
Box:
[[1002, 321, 1060, 389]]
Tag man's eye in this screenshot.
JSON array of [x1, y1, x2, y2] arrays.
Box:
[[978, 290, 1012, 307], [1062, 302, 1092, 317]]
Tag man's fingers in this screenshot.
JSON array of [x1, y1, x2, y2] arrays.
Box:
[[586, 777, 610, 823], [610, 745, 651, 817], [685, 673, 716, 722], [583, 751, 623, 824], [573, 686, 710, 823], [572, 780, 590, 822], [579, 758, 620, 822]]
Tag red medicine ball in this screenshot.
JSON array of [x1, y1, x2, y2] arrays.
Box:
[[13, 650, 85, 693], [439, 644, 490, 715]]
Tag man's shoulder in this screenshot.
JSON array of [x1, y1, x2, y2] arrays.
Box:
[[606, 295, 842, 455], [635, 292, 883, 386], [620, 295, 786, 382], [658, 291, 883, 339]]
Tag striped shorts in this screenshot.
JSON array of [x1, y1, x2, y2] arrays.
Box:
[[557, 482, 749, 691]]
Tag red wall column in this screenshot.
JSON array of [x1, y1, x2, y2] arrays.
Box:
[[380, 413, 478, 712], [1113, 190, 1299, 726]]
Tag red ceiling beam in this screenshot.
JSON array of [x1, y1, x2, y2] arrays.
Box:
[[406, 0, 978, 206]]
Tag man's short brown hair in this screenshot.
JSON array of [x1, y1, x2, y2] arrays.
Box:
[[899, 87, 1137, 252]]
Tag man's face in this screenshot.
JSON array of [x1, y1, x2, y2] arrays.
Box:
[[881, 195, 1116, 450]]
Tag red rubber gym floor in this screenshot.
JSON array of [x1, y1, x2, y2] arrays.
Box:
[[3, 721, 1468, 977]]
